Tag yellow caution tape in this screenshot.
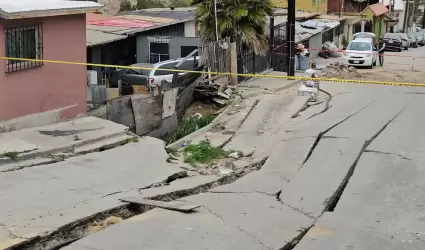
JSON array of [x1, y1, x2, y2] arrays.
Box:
[[2, 56, 425, 88]]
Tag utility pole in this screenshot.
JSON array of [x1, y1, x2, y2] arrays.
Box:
[[404, 0, 409, 32], [286, 0, 296, 77], [422, 4, 425, 28], [339, 0, 342, 18], [213, 0, 219, 41]]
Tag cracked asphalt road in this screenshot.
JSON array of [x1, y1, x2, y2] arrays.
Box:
[[63, 77, 425, 249], [5, 48, 425, 250]]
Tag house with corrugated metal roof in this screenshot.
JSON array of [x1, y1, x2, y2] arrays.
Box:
[[86, 7, 200, 84]]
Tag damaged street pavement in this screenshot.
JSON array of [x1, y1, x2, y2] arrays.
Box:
[[3, 74, 425, 249]]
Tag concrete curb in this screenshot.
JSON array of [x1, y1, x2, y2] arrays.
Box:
[[0, 130, 131, 166]]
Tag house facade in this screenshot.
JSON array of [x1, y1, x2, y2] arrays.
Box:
[[86, 8, 200, 85], [0, 1, 102, 123], [274, 0, 327, 13]]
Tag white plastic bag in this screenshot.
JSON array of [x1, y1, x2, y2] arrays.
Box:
[[298, 84, 318, 100]]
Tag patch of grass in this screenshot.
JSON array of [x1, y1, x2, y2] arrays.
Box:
[[168, 115, 216, 143], [183, 140, 229, 165], [1, 151, 19, 160]]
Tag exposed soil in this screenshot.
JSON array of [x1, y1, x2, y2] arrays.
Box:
[[330, 68, 425, 84], [183, 101, 222, 119]]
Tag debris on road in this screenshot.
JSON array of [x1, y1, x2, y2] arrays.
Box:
[[320, 62, 357, 76], [119, 198, 201, 212]]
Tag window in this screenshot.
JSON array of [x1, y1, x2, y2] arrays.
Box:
[[5, 25, 43, 72], [347, 42, 372, 51], [154, 62, 179, 76]]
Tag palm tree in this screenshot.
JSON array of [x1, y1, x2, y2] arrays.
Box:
[[193, 0, 274, 55]]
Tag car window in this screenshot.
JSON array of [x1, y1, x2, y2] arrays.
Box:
[[178, 60, 197, 71], [347, 42, 371, 51], [384, 33, 401, 39], [154, 62, 179, 76], [129, 64, 152, 75]]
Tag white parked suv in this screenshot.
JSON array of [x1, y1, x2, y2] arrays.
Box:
[[343, 39, 377, 69], [110, 57, 199, 87]]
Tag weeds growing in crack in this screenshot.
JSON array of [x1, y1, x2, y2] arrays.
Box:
[[167, 115, 216, 144], [1, 151, 20, 160], [182, 140, 230, 166]]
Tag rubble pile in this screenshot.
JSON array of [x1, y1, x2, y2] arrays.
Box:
[[318, 41, 342, 59], [321, 62, 357, 76]]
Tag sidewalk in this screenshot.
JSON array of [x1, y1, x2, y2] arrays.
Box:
[[0, 137, 198, 249], [0, 117, 134, 172]]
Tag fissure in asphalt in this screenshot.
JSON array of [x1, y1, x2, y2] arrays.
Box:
[[7, 158, 267, 250]]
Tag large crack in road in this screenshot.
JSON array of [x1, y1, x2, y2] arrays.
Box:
[[283, 96, 413, 250], [8, 158, 268, 250]]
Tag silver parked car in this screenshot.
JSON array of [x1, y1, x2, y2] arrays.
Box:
[[415, 32, 425, 46]]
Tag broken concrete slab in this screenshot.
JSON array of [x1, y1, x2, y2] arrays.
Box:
[[183, 192, 314, 249], [224, 95, 296, 155], [210, 169, 286, 195], [138, 175, 221, 199], [189, 98, 259, 148], [293, 212, 425, 250], [294, 153, 425, 250], [119, 198, 201, 212], [0, 137, 186, 244], [166, 97, 252, 149], [211, 137, 314, 194], [0, 157, 57, 173], [366, 96, 425, 160], [0, 133, 39, 154], [286, 91, 382, 137], [63, 207, 269, 250], [278, 138, 364, 218], [0, 116, 129, 164], [325, 94, 412, 139]]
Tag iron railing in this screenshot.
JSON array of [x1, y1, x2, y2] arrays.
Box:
[[5, 24, 43, 73]]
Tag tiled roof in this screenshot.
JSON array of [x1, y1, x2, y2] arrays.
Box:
[[86, 9, 195, 47], [367, 3, 389, 16]]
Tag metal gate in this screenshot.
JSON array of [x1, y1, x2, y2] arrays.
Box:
[[270, 23, 287, 72]]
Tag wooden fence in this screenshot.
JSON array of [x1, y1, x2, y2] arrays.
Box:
[[199, 37, 232, 86]]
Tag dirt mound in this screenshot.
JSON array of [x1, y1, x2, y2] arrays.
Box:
[[321, 62, 357, 76]]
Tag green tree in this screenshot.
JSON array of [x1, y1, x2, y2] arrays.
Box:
[[193, 0, 274, 55], [135, 0, 164, 9], [120, 0, 134, 11], [169, 0, 191, 8]]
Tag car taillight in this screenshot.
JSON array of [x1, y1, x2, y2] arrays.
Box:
[[149, 78, 155, 86]]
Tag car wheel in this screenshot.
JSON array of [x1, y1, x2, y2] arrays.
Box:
[[373, 60, 376, 66], [398, 47, 402, 52], [405, 46, 408, 50]]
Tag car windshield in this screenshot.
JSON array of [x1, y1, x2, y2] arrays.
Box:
[[384, 33, 401, 39], [354, 33, 374, 39], [347, 42, 371, 51], [130, 63, 152, 75]]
